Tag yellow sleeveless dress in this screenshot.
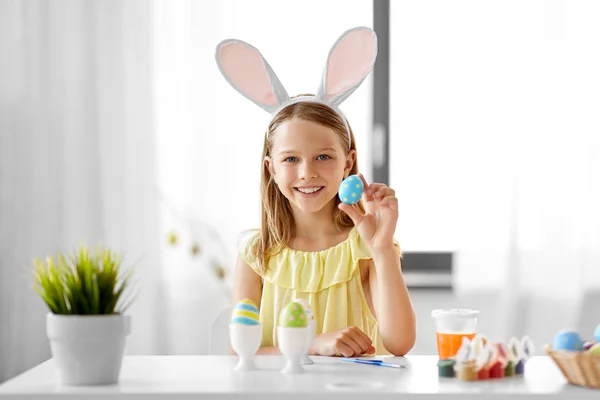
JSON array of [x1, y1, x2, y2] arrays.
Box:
[[241, 227, 391, 355]]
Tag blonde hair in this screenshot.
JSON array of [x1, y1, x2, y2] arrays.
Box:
[[247, 99, 365, 275]]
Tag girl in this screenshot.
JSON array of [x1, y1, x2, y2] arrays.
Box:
[[216, 27, 416, 356]]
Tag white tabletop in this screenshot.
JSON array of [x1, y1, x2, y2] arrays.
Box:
[[0, 355, 597, 399]]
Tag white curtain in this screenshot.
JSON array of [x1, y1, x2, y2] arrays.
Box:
[[499, 142, 600, 342], [390, 0, 600, 347], [0, 1, 376, 378], [0, 0, 163, 382]]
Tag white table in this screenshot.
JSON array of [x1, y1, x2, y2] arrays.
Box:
[[0, 355, 597, 399]]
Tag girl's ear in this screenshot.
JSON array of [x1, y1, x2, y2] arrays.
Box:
[[344, 150, 357, 177], [264, 156, 276, 178]]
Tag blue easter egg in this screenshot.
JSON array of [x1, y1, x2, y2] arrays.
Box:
[[552, 330, 583, 351], [594, 324, 600, 342], [338, 175, 364, 205]]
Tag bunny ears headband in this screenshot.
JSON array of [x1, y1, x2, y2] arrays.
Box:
[[215, 26, 378, 147]]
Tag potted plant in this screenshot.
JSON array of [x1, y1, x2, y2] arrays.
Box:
[[32, 244, 136, 385]]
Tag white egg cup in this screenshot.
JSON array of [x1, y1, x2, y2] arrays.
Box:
[[277, 325, 310, 374], [300, 320, 316, 365], [229, 324, 261, 371]]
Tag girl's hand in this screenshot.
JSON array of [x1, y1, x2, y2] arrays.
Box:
[[339, 173, 398, 251], [309, 326, 376, 357]]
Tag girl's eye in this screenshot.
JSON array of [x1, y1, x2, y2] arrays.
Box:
[[284, 156, 298, 162], [317, 154, 331, 161]]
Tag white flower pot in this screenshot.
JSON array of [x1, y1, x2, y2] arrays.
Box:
[[46, 313, 131, 386]]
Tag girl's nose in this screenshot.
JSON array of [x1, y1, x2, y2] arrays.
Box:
[[299, 161, 318, 180]]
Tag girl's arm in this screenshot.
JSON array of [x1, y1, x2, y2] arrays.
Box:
[[256, 346, 281, 355], [338, 174, 416, 356], [229, 253, 281, 355], [369, 246, 416, 356]]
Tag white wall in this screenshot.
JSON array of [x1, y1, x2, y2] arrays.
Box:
[[389, 0, 600, 292]]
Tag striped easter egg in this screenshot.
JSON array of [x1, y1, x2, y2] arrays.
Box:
[[231, 299, 260, 326]]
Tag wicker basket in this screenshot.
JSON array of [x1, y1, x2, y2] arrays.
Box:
[[545, 345, 600, 389]]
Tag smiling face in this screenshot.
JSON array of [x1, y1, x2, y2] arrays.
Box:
[[253, 100, 363, 274], [265, 119, 355, 214]]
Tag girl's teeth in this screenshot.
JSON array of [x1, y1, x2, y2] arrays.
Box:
[[297, 187, 322, 194]]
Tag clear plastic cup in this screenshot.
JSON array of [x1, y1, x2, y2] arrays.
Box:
[[431, 309, 479, 360]]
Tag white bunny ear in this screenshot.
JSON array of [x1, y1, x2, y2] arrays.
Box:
[[215, 39, 290, 113], [316, 26, 378, 107]]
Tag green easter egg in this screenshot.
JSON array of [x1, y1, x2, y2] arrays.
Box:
[[279, 301, 308, 328]]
